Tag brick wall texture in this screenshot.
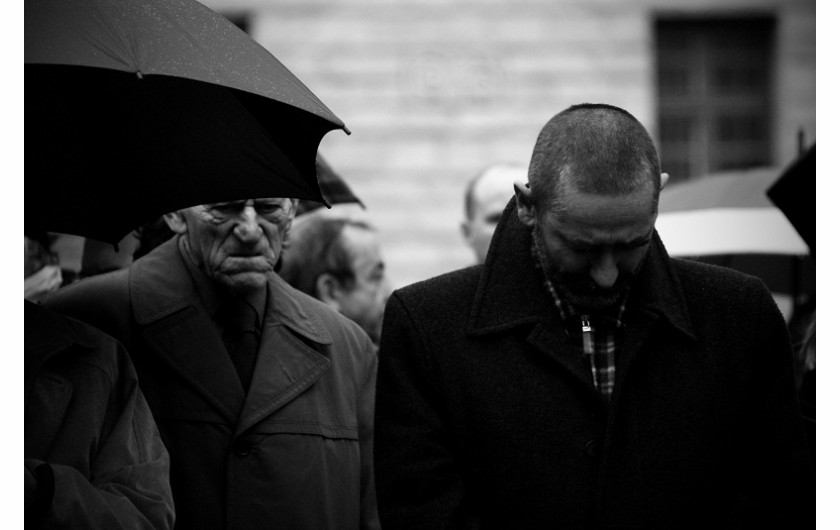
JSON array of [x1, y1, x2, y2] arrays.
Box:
[[203, 0, 816, 289]]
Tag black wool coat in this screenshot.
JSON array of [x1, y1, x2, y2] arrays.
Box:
[[374, 199, 812, 529]]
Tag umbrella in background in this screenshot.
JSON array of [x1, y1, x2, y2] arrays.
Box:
[[296, 154, 366, 215], [656, 166, 814, 317], [26, 0, 348, 246], [767, 144, 816, 254]]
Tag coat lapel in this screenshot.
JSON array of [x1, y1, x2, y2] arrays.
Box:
[[526, 320, 604, 399], [467, 199, 599, 394], [141, 306, 245, 423], [234, 275, 333, 436], [130, 238, 245, 423]]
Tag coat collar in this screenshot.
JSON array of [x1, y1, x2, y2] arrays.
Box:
[[130, 237, 333, 345], [128, 238, 334, 425], [468, 198, 696, 341]]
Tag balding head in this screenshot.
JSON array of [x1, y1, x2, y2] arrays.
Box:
[[462, 162, 527, 263]]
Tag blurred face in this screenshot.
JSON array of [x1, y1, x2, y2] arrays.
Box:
[[332, 225, 392, 345], [529, 186, 657, 311], [169, 198, 297, 294], [463, 168, 521, 263]]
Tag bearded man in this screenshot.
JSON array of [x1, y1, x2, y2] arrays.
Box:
[[373, 104, 811, 529]]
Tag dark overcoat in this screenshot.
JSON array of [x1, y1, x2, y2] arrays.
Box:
[[25, 301, 175, 528], [45, 237, 380, 530], [374, 199, 812, 529]]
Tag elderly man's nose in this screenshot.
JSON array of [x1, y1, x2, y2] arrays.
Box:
[[234, 207, 262, 241], [590, 252, 619, 288]]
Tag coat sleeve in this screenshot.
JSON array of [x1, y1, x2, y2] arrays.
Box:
[[374, 292, 479, 530], [26, 339, 175, 529], [737, 279, 813, 527]]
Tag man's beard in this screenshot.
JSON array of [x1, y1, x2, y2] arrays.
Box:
[[533, 227, 635, 312], [547, 267, 631, 311]]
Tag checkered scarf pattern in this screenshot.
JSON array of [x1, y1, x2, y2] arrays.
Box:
[[531, 237, 626, 399]]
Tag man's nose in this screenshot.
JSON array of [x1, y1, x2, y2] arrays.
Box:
[[589, 251, 619, 289], [234, 207, 262, 242]]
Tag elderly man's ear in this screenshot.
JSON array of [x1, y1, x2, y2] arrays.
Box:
[[163, 211, 188, 234], [660, 172, 670, 191]]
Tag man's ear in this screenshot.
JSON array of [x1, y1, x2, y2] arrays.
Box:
[[660, 172, 670, 191], [460, 219, 472, 242], [513, 182, 536, 227], [314, 273, 343, 311], [163, 211, 188, 234]]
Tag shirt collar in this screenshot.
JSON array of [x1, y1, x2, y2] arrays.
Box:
[[530, 235, 627, 328]]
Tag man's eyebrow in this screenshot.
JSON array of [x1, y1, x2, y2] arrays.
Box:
[[206, 200, 246, 208]]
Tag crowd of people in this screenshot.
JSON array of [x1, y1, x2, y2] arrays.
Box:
[[25, 7, 814, 525]]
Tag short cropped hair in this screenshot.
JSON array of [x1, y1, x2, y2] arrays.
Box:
[[279, 215, 374, 298], [527, 103, 661, 215]]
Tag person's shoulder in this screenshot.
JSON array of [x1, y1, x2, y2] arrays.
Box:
[[670, 257, 767, 291], [668, 257, 779, 317], [41, 268, 131, 330], [47, 267, 129, 301], [26, 301, 132, 381], [271, 273, 375, 349], [394, 264, 483, 303]]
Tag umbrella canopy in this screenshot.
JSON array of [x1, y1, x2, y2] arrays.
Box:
[[296, 154, 366, 215], [656, 167, 813, 303], [26, 0, 348, 245], [656, 167, 809, 257]]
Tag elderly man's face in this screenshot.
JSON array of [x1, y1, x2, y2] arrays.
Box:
[[523, 185, 657, 311], [169, 198, 297, 294]]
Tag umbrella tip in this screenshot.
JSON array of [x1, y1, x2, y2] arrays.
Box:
[[342, 126, 351, 136]]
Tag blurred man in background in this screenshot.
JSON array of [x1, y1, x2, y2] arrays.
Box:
[[461, 162, 527, 263], [280, 210, 392, 348]]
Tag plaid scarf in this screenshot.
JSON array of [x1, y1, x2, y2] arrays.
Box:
[[531, 238, 626, 399]]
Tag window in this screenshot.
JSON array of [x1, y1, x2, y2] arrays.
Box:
[[655, 17, 775, 183]]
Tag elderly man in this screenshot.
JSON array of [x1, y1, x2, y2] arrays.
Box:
[[45, 197, 380, 529], [279, 212, 392, 347], [460, 162, 527, 263], [374, 104, 811, 528]]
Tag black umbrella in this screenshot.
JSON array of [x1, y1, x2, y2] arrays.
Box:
[[767, 144, 816, 254], [296, 154, 366, 215], [26, 0, 348, 245]]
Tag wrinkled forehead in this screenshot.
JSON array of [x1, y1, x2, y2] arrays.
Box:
[[201, 197, 296, 209]]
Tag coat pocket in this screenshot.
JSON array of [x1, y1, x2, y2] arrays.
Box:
[[250, 419, 359, 440]]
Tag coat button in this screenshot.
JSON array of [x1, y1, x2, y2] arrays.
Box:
[[584, 439, 600, 460], [232, 439, 252, 457]]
